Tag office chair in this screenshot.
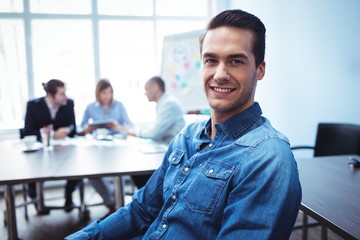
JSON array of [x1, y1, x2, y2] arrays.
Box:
[[291, 123, 360, 240]]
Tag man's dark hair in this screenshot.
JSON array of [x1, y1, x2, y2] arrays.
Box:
[[42, 79, 65, 96], [199, 9, 266, 67], [149, 76, 165, 93]]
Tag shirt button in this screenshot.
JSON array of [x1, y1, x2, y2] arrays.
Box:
[[209, 143, 213, 147], [162, 224, 167, 229], [209, 169, 214, 174], [184, 167, 189, 172], [172, 195, 177, 200], [172, 157, 176, 161]]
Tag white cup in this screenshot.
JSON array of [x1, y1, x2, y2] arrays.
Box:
[[22, 135, 37, 149]]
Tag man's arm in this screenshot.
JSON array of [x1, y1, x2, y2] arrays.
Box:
[[53, 99, 77, 138], [23, 101, 42, 140], [217, 139, 301, 240], [65, 150, 171, 239]]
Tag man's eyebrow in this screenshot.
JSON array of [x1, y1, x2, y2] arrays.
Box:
[[227, 53, 249, 60], [202, 52, 217, 58], [202, 52, 249, 61]]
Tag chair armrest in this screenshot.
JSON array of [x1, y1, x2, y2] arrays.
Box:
[[291, 146, 315, 150]]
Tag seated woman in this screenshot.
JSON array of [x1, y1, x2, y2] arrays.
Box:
[[79, 79, 133, 216], [79, 79, 132, 136]]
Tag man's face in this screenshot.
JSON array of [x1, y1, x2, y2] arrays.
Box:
[[51, 86, 68, 107], [144, 81, 157, 102], [201, 26, 265, 120]]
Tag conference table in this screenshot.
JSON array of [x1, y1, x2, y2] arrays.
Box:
[[297, 155, 360, 240], [0, 137, 165, 240]]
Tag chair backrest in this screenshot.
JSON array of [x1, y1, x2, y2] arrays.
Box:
[[314, 123, 360, 157]]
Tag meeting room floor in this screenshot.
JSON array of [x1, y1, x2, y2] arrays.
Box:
[[0, 184, 343, 240]]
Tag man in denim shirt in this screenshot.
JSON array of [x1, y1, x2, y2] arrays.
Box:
[[66, 9, 301, 240]]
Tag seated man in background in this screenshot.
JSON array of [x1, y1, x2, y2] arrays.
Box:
[[66, 9, 301, 239], [131, 76, 185, 188], [22, 79, 80, 212], [136, 76, 185, 144]]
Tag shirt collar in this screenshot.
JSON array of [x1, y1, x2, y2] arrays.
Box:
[[157, 92, 168, 104], [95, 101, 115, 107], [44, 96, 59, 120], [201, 102, 262, 140]]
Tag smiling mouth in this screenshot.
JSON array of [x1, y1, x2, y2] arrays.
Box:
[[212, 87, 235, 93]]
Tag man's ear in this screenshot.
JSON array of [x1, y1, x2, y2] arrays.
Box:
[[256, 61, 266, 80]]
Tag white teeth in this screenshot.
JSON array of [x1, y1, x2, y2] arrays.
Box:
[[213, 87, 232, 93]]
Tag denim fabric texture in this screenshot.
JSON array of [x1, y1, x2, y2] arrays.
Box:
[[66, 102, 302, 240]]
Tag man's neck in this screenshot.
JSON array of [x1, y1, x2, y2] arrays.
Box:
[[155, 92, 164, 102], [45, 95, 59, 109]]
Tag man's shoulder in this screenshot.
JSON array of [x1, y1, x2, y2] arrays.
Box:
[[28, 97, 43, 103], [64, 98, 74, 107], [163, 93, 180, 103], [235, 118, 290, 147], [161, 94, 183, 111], [67, 98, 74, 104], [27, 97, 45, 107]]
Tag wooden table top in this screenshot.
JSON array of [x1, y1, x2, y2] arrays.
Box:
[[297, 155, 360, 239]]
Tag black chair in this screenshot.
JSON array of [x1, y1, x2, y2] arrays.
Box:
[[291, 123, 360, 240]]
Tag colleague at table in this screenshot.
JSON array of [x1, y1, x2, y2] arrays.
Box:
[[79, 79, 133, 215], [131, 76, 185, 188], [22, 79, 80, 212], [79, 78, 132, 136], [136, 76, 185, 143], [66, 9, 301, 239]]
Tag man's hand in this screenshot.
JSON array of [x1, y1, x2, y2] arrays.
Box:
[[53, 127, 71, 139], [78, 125, 97, 136]]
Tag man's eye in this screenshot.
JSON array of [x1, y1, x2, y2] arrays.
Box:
[[230, 59, 242, 64], [203, 58, 217, 65]]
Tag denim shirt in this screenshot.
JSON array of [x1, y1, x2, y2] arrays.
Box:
[[66, 102, 302, 240]]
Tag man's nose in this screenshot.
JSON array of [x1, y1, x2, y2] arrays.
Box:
[[214, 63, 230, 81]]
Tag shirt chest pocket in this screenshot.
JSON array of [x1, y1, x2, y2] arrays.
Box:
[[184, 160, 235, 214], [163, 150, 185, 195]]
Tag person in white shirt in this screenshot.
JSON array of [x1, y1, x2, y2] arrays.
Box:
[[137, 76, 185, 143], [132, 76, 185, 188]]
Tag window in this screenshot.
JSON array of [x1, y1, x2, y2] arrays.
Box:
[[99, 20, 156, 122], [0, 20, 27, 128], [156, 0, 208, 16], [0, 0, 23, 13], [0, 0, 216, 131], [31, 19, 94, 122], [98, 0, 153, 16], [30, 0, 91, 14]]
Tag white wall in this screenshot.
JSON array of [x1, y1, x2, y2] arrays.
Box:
[[229, 0, 360, 147]]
